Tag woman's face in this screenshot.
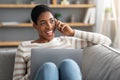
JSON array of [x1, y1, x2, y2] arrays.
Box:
[[34, 11, 56, 42]]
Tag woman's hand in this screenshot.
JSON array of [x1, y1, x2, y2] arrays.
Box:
[[55, 19, 75, 36]]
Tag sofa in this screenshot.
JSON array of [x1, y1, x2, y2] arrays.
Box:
[[0, 44, 120, 80]]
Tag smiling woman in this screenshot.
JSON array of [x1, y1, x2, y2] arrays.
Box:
[[32, 11, 56, 43], [12, 4, 111, 80], [31, 5, 56, 43]]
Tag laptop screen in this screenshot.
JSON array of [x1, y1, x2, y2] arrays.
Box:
[[30, 49, 83, 80]]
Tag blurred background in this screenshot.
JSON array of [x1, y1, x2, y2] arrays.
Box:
[[0, 0, 119, 51]]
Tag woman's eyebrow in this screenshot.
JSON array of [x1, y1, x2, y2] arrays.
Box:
[[39, 20, 46, 22], [39, 18, 54, 22]]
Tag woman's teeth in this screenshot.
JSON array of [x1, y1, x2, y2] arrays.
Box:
[[47, 30, 52, 33], [46, 30, 53, 36]]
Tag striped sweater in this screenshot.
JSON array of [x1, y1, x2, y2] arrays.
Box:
[[13, 30, 111, 80]]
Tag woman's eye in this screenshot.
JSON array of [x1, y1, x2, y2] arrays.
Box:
[[50, 19, 55, 24], [40, 22, 46, 26]]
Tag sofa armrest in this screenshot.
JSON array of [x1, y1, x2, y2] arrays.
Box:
[[82, 44, 120, 80], [0, 51, 16, 80]]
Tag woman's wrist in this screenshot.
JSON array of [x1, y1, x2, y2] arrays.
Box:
[[69, 30, 75, 36]]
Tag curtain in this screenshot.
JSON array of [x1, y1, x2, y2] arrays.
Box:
[[98, 0, 120, 50], [113, 0, 120, 50]]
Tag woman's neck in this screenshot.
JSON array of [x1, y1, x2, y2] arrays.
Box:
[[31, 38, 52, 43]]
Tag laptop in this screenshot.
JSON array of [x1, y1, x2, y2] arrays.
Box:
[[30, 49, 83, 80]]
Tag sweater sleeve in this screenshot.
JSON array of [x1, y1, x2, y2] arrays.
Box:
[[13, 43, 29, 80], [67, 30, 112, 49]]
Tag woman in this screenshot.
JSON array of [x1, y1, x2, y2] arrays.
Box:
[[13, 4, 111, 80]]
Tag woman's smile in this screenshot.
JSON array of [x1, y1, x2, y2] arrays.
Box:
[[45, 30, 54, 36]]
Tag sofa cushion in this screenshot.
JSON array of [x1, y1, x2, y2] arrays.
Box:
[[82, 44, 120, 80], [0, 51, 16, 80]]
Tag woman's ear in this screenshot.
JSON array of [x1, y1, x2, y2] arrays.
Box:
[[33, 22, 37, 29]]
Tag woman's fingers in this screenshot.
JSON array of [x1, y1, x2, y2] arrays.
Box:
[[56, 20, 64, 31], [55, 19, 74, 36], [61, 24, 67, 32]]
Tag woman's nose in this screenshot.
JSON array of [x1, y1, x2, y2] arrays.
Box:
[[46, 22, 53, 29]]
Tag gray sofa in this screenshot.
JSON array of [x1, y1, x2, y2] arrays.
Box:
[[0, 44, 120, 80]]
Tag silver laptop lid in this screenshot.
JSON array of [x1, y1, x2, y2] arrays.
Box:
[[30, 49, 83, 80]]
